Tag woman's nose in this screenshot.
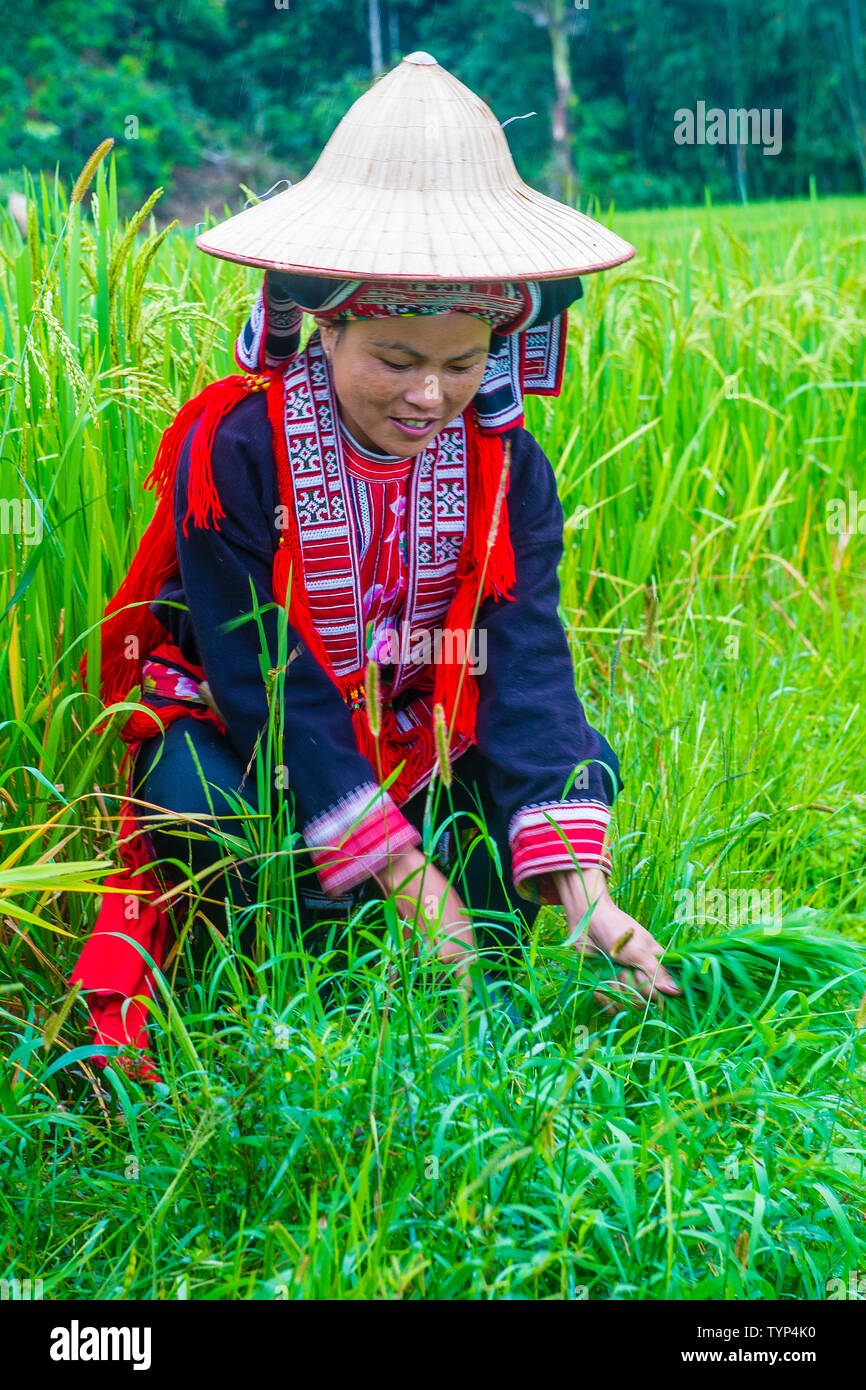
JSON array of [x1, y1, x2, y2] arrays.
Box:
[[402, 371, 444, 409]]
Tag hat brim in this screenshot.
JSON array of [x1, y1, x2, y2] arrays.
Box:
[[195, 173, 636, 281]]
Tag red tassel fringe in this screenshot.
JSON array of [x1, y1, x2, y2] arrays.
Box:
[[81, 375, 270, 741]]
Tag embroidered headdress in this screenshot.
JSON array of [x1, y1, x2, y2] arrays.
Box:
[[237, 271, 584, 434]]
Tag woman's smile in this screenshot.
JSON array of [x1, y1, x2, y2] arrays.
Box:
[[388, 415, 441, 440]]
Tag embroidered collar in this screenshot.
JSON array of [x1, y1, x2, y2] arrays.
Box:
[[276, 329, 468, 687], [338, 418, 413, 482]]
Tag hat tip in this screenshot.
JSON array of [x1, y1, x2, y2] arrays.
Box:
[[402, 51, 438, 65]]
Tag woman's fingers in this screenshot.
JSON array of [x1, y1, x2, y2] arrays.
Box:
[[593, 967, 665, 1015], [592, 957, 682, 1016], [593, 971, 642, 1015], [616, 934, 684, 997], [592, 915, 684, 999], [572, 911, 684, 1011]]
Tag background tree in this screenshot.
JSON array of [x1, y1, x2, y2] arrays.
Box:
[[513, 0, 590, 202]]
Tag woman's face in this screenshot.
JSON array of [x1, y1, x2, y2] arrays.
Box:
[[316, 312, 491, 457]]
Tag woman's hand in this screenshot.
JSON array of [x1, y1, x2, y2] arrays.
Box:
[[553, 866, 683, 1014], [372, 846, 478, 996]]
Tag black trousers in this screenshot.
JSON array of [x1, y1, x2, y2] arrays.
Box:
[[130, 717, 540, 968]]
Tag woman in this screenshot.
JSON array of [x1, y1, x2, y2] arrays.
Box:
[[72, 53, 681, 1077]]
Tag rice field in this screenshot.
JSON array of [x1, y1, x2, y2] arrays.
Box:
[[0, 152, 864, 1300]]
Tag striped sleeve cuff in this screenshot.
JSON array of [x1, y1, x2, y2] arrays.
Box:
[[303, 782, 422, 897], [509, 799, 613, 905]]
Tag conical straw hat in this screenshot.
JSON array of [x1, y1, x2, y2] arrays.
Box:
[[195, 51, 635, 281]]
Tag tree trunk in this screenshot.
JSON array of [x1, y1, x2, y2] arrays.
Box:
[[821, 0, 866, 190], [369, 0, 384, 78], [620, 35, 644, 174], [727, 0, 748, 202], [548, 0, 579, 202], [388, 5, 400, 64], [845, 0, 866, 187]]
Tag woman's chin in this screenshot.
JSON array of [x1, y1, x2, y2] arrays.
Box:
[[357, 426, 428, 457], [391, 438, 432, 458], [339, 402, 442, 456]]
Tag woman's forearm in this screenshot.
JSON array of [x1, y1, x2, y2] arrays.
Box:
[[552, 864, 683, 1005], [374, 846, 478, 996], [552, 864, 611, 917]]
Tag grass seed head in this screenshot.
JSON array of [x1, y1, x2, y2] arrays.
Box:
[[433, 701, 452, 787], [70, 138, 115, 206], [365, 658, 381, 738]]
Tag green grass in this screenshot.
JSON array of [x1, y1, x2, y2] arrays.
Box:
[[0, 154, 864, 1299]]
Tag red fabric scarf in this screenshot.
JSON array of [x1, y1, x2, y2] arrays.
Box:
[[72, 355, 515, 1080]]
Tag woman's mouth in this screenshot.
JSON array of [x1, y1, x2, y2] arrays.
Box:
[[389, 417, 437, 438]]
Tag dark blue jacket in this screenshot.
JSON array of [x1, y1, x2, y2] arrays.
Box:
[[150, 392, 623, 835]]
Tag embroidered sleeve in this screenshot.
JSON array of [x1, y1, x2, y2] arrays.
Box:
[[473, 426, 624, 903], [303, 783, 421, 896], [509, 800, 612, 906]]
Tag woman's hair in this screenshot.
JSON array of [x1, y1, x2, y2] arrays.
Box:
[[315, 318, 346, 347]]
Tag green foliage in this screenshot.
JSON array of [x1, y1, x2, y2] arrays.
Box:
[[1, 0, 864, 216], [2, 916, 865, 1299]]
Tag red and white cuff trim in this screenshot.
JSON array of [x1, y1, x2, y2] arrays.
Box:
[[509, 799, 613, 905], [303, 782, 421, 897]]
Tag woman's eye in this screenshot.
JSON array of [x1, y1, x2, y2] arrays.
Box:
[[380, 360, 479, 373]]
